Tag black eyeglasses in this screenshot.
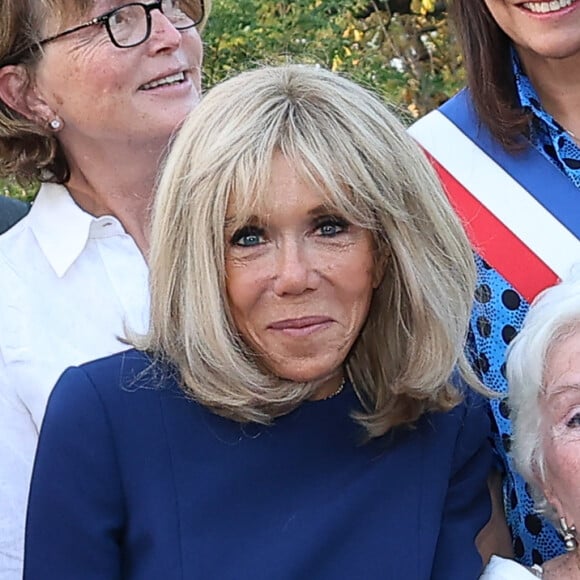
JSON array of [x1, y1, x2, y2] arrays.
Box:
[[39, 0, 204, 49]]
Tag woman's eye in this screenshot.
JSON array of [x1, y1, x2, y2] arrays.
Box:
[[566, 413, 580, 429], [231, 226, 265, 247], [109, 10, 130, 27], [316, 217, 348, 237]]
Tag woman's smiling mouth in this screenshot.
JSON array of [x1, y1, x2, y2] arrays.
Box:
[[521, 0, 575, 13], [140, 71, 186, 90]]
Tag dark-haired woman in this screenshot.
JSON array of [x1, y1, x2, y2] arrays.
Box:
[[410, 0, 580, 567]]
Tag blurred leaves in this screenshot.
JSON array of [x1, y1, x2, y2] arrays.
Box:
[[1, 179, 37, 203], [203, 0, 464, 120]]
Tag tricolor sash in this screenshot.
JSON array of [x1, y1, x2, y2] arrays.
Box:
[[408, 89, 580, 303]]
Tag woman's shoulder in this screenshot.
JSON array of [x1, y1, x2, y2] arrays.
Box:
[[73, 347, 153, 381], [41, 348, 182, 447], [51, 348, 176, 410], [422, 386, 491, 443], [412, 388, 492, 483]]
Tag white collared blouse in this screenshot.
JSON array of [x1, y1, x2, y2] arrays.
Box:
[[0, 183, 149, 579]]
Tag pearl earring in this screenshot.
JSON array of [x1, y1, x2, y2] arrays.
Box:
[[49, 118, 62, 131]]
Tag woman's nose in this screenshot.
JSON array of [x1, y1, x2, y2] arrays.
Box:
[[271, 241, 318, 296], [147, 9, 182, 51]]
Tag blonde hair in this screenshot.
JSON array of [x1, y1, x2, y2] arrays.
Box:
[[0, 0, 211, 185], [140, 64, 482, 437]]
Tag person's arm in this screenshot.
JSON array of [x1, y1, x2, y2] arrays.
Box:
[[431, 393, 494, 579], [0, 350, 37, 580], [476, 469, 514, 563], [24, 366, 124, 580]]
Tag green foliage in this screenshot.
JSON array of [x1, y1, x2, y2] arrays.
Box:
[[1, 179, 37, 203], [203, 0, 406, 105], [203, 0, 363, 79], [202, 0, 464, 118]]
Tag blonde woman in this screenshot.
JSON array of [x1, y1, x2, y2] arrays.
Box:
[[24, 65, 492, 579]]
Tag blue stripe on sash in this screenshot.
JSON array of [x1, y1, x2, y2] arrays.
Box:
[[438, 90, 580, 238]]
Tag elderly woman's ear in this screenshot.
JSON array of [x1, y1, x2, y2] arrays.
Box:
[[543, 483, 568, 525], [0, 64, 54, 127]]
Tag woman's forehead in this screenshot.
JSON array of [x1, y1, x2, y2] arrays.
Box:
[[41, 0, 96, 19], [220, 151, 371, 228], [31, 0, 79, 28], [226, 174, 338, 217], [544, 332, 580, 391]]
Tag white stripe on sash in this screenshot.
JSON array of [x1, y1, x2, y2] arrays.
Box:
[[408, 110, 580, 281]]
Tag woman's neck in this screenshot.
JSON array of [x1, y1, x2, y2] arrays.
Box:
[[63, 139, 167, 257], [543, 550, 580, 579], [66, 178, 153, 256], [517, 49, 580, 140]]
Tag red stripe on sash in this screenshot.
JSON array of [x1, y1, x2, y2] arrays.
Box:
[[426, 153, 558, 303]]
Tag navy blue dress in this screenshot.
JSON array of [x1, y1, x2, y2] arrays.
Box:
[[24, 349, 492, 579]]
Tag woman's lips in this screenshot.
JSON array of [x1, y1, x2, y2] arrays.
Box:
[[268, 316, 334, 336]]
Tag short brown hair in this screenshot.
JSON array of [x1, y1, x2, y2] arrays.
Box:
[[0, 0, 71, 184]]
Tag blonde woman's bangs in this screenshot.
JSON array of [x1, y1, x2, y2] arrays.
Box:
[[218, 117, 377, 235]]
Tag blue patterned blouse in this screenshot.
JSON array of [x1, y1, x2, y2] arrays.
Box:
[[471, 53, 580, 565]]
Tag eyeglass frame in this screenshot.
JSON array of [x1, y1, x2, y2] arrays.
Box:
[[38, 0, 205, 49]]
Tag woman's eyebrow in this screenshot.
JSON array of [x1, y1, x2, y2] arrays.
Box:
[[307, 203, 339, 217], [224, 214, 261, 229]]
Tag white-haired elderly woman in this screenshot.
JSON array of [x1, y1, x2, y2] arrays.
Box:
[[24, 64, 492, 579], [481, 274, 580, 579]]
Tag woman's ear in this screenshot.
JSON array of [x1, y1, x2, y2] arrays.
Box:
[[0, 64, 53, 126], [542, 479, 569, 525]]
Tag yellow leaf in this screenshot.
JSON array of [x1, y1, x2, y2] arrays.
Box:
[[342, 24, 355, 39], [421, 0, 436, 13]]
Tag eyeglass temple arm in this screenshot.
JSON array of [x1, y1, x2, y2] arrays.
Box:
[[39, 16, 104, 46]]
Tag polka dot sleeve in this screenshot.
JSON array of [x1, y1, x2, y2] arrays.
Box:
[[470, 254, 564, 566]]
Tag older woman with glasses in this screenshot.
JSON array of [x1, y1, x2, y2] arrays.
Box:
[[0, 1, 209, 578]]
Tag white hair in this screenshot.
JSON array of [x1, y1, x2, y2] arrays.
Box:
[[508, 270, 580, 516]]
